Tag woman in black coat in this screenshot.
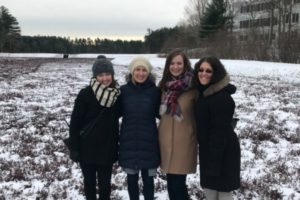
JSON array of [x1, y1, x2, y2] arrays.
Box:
[[119, 56, 161, 200], [193, 57, 240, 200], [69, 57, 120, 200]]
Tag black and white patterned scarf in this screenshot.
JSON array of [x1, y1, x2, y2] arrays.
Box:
[[90, 78, 120, 107]]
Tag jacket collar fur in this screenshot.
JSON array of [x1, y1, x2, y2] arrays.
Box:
[[203, 74, 230, 97]]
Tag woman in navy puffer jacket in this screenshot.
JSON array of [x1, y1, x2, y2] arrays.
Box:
[[119, 56, 161, 200]]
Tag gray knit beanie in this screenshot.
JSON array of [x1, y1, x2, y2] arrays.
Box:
[[97, 55, 106, 59], [92, 58, 114, 77]]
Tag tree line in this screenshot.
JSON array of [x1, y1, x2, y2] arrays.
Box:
[[1, 1, 299, 63], [15, 36, 146, 54]]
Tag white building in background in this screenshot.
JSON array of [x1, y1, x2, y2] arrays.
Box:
[[232, 0, 300, 42]]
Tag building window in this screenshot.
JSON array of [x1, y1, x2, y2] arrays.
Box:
[[240, 2, 274, 13], [286, 14, 290, 23], [292, 13, 299, 23], [261, 3, 265, 10], [286, 13, 299, 23], [294, 0, 300, 4], [246, 5, 250, 12], [261, 18, 270, 26], [240, 17, 278, 29]]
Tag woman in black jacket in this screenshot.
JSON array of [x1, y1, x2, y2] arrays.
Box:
[[69, 57, 120, 200], [119, 56, 161, 200], [193, 57, 240, 200]]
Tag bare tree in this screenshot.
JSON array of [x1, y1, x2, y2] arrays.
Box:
[[164, 0, 210, 53], [184, 0, 209, 27], [277, 0, 300, 63]]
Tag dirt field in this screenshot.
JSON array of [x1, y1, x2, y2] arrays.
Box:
[[0, 58, 94, 82]]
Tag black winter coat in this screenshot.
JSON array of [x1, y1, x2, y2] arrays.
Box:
[[69, 86, 119, 166], [119, 77, 160, 170], [196, 76, 240, 192]]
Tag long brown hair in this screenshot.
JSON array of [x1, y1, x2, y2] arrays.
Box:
[[158, 50, 192, 91]]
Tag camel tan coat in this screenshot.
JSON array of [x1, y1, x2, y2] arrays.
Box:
[[158, 89, 198, 174]]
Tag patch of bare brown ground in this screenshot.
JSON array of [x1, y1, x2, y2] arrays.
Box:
[[0, 57, 94, 82]]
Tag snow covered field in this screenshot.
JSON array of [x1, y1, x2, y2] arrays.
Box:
[[0, 54, 299, 199]]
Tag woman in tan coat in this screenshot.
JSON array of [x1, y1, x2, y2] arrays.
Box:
[[158, 50, 198, 200]]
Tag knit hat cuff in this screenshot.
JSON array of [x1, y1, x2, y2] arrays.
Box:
[[129, 56, 152, 74]]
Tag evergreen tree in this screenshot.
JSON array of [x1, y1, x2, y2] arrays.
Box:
[[144, 27, 178, 53], [199, 0, 231, 39], [0, 6, 21, 52]]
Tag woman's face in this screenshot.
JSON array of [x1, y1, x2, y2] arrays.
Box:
[[132, 66, 149, 83], [198, 61, 213, 85], [96, 72, 113, 86], [169, 55, 184, 77]]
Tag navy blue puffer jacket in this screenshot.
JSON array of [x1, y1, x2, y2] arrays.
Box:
[[119, 77, 161, 169]]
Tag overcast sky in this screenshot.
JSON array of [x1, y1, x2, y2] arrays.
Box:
[[1, 0, 189, 40]]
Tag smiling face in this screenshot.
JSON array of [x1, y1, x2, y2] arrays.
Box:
[[132, 66, 149, 83], [169, 55, 185, 77], [96, 72, 113, 86], [198, 61, 213, 85]]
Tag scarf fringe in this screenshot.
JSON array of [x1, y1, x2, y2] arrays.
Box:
[[159, 104, 167, 116], [173, 114, 184, 122], [160, 104, 184, 122]]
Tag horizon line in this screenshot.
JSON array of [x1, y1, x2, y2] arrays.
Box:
[[21, 33, 145, 42]]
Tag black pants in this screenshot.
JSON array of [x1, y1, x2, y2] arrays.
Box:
[[127, 169, 154, 200], [80, 163, 113, 200], [167, 174, 189, 200]]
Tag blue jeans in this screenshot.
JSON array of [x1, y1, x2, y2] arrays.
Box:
[[167, 174, 189, 200], [127, 169, 154, 200]]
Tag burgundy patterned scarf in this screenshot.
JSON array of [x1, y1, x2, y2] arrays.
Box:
[[159, 70, 193, 121]]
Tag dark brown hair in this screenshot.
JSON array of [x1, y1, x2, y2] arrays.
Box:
[[158, 50, 192, 91], [193, 56, 227, 86]]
